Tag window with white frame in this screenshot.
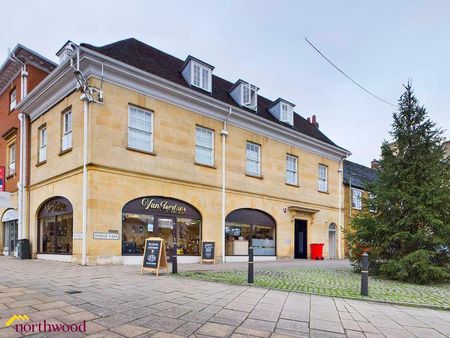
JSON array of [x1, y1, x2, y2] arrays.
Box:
[[369, 193, 377, 212], [128, 105, 153, 152], [62, 110, 72, 151], [195, 126, 214, 165], [286, 154, 298, 185], [191, 62, 211, 92], [280, 103, 294, 125], [242, 83, 257, 108], [246, 142, 261, 176], [352, 189, 363, 210], [8, 143, 16, 175], [10, 88, 17, 111], [39, 127, 47, 162], [318, 164, 328, 192]]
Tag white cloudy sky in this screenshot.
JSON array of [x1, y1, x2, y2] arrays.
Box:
[[1, 0, 449, 165]]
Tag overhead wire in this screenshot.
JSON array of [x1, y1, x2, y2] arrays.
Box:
[[305, 37, 397, 108]]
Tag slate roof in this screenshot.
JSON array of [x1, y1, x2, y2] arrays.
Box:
[[343, 160, 377, 190], [81, 38, 344, 149]]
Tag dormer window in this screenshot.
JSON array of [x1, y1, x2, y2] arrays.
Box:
[[181, 56, 214, 93], [268, 98, 295, 126], [229, 80, 258, 111]]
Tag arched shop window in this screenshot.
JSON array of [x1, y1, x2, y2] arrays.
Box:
[[225, 208, 276, 256], [38, 197, 73, 254], [122, 196, 202, 256]]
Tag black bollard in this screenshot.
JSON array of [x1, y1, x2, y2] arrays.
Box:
[[248, 246, 254, 284], [360, 252, 369, 296], [172, 243, 178, 274]]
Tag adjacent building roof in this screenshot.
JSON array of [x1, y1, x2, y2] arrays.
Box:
[[0, 44, 56, 95], [343, 160, 377, 190], [81, 38, 344, 149]]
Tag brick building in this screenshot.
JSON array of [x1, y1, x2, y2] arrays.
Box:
[[0, 44, 55, 256]]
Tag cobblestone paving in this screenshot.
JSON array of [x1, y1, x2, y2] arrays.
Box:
[[0, 257, 449, 338], [179, 261, 450, 309]]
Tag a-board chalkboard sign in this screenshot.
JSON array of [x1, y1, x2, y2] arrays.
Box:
[[141, 237, 167, 276], [201, 241, 215, 264]]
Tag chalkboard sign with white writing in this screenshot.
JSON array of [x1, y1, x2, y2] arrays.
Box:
[[202, 241, 215, 262], [141, 237, 167, 276], [143, 239, 161, 269]]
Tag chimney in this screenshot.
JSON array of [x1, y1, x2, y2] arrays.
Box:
[[371, 159, 379, 170], [307, 117, 311, 123], [311, 115, 319, 128]]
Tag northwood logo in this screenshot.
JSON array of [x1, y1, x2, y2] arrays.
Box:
[[4, 314, 86, 333], [5, 314, 29, 327]]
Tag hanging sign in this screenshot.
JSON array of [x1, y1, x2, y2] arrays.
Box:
[[201, 241, 215, 264], [141, 237, 168, 276], [0, 166, 4, 191]]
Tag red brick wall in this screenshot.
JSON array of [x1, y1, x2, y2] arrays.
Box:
[[0, 64, 51, 192]]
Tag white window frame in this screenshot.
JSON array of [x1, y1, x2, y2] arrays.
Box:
[[195, 126, 214, 166], [280, 103, 294, 125], [127, 105, 154, 153], [318, 164, 328, 192], [286, 154, 298, 185], [8, 143, 16, 175], [241, 83, 257, 108], [352, 189, 363, 210], [246, 142, 261, 176], [9, 88, 17, 111], [369, 192, 377, 213], [39, 127, 47, 162], [191, 61, 211, 92], [61, 110, 72, 151]]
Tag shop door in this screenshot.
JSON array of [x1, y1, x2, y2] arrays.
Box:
[[7, 221, 18, 257], [294, 220, 307, 259], [155, 217, 176, 262]]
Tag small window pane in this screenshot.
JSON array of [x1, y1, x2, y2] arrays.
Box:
[[286, 155, 297, 185], [195, 127, 214, 165], [246, 142, 260, 176], [10, 89, 17, 111], [193, 64, 201, 87], [318, 164, 328, 192], [352, 189, 363, 210], [128, 106, 153, 152], [201, 68, 209, 90], [39, 128, 47, 162], [9, 144, 16, 175]]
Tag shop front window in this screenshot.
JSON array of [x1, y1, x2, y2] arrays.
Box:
[[225, 208, 276, 256], [122, 197, 202, 256], [38, 197, 73, 254]]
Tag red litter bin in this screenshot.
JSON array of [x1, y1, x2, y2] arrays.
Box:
[[310, 243, 324, 260]]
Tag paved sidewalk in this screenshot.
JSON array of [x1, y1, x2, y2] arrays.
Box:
[[0, 257, 449, 338]]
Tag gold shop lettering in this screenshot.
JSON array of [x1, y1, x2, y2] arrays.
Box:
[[141, 198, 187, 214], [45, 201, 67, 213]]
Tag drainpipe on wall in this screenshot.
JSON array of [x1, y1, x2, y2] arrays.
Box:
[[17, 67, 29, 243], [220, 107, 232, 263], [337, 159, 344, 259], [81, 94, 90, 266], [17, 113, 24, 242]]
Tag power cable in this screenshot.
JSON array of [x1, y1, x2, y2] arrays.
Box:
[[305, 37, 397, 108]]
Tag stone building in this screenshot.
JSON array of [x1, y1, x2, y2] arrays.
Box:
[[16, 38, 349, 264], [343, 160, 377, 257]]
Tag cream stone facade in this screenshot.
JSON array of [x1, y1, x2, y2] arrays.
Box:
[[18, 40, 349, 265]]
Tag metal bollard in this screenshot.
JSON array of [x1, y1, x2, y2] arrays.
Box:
[[172, 243, 178, 274], [248, 246, 254, 284], [361, 252, 369, 296]]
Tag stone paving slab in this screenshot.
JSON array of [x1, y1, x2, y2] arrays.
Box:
[[0, 256, 449, 338]]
